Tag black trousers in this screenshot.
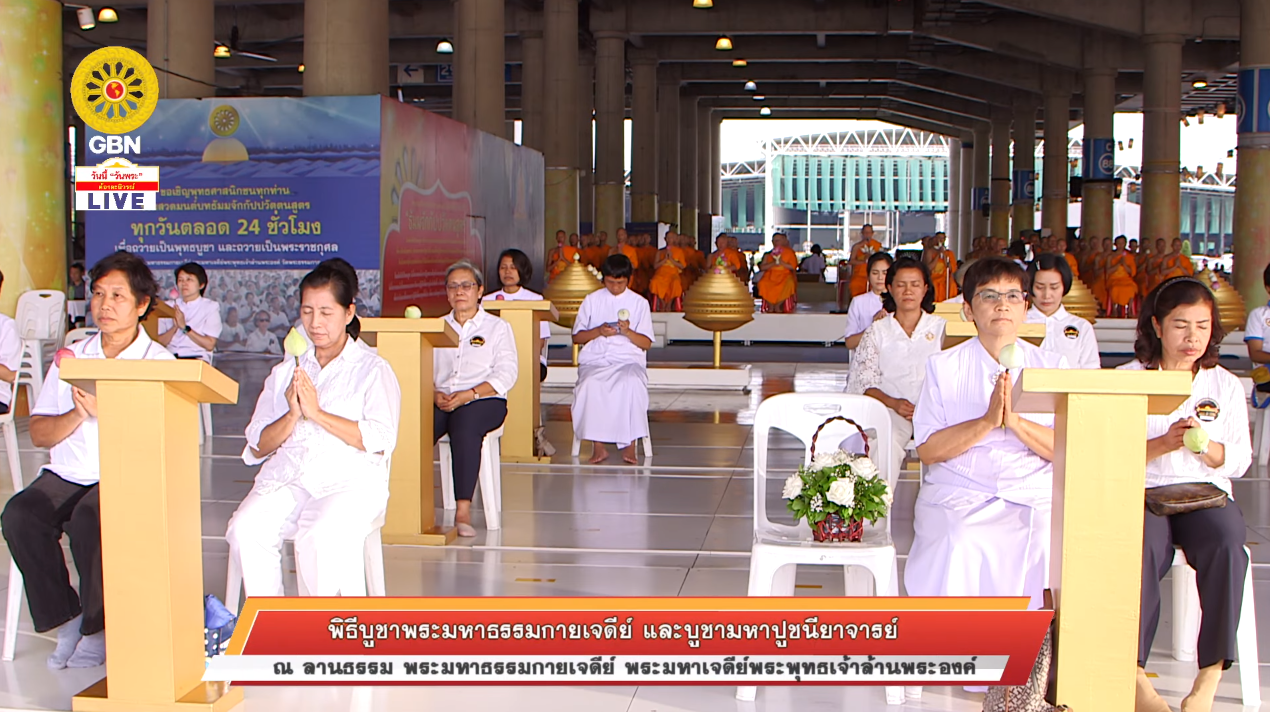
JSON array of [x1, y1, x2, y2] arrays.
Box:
[[434, 399, 507, 501], [1139, 500, 1247, 670], [0, 471, 102, 634]]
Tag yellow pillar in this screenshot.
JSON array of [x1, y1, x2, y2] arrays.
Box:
[[1232, 0, 1270, 308], [0, 0, 67, 315], [59, 360, 240, 712], [481, 301, 557, 462]]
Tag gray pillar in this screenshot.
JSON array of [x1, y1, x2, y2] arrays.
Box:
[[1234, 0, 1270, 307], [990, 109, 1012, 240], [594, 32, 626, 240], [577, 49, 595, 232], [949, 137, 962, 253], [1081, 66, 1117, 242], [1043, 82, 1071, 242], [711, 114, 722, 215], [148, 0, 215, 98], [520, 30, 544, 151], [959, 133, 974, 256], [657, 69, 681, 226], [630, 58, 658, 223], [1012, 100, 1037, 235], [972, 122, 990, 241], [454, 0, 505, 136], [697, 104, 713, 244], [302, 0, 388, 96], [679, 93, 698, 239], [1141, 35, 1183, 244], [542, 0, 579, 242]]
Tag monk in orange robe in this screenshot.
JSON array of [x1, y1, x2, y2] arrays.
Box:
[[1105, 236, 1139, 317], [1087, 237, 1110, 312], [612, 229, 644, 293], [637, 234, 657, 296], [548, 230, 580, 282], [649, 234, 688, 311], [1158, 238, 1195, 280], [926, 232, 958, 301], [710, 233, 745, 280], [756, 233, 800, 313], [847, 225, 883, 297]]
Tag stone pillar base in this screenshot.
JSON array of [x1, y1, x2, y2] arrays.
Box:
[[595, 183, 625, 240], [1140, 172, 1180, 242], [631, 193, 658, 224], [1081, 183, 1115, 241], [659, 201, 681, 229], [1012, 203, 1035, 234], [1043, 197, 1067, 240], [545, 167, 579, 256], [679, 206, 698, 239]]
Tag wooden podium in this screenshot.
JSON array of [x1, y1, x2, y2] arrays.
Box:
[[360, 318, 460, 545], [141, 301, 177, 342], [58, 359, 241, 712], [482, 300, 558, 463], [1013, 368, 1192, 712]]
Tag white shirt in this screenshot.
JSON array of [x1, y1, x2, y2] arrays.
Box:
[[246, 328, 281, 354], [0, 314, 21, 406], [158, 296, 223, 360], [243, 336, 401, 498], [483, 288, 552, 364], [1245, 303, 1270, 350], [433, 308, 518, 397], [1026, 305, 1101, 370], [220, 321, 249, 351], [845, 291, 885, 341], [801, 254, 826, 275], [268, 309, 290, 331], [914, 338, 1069, 507], [573, 288, 654, 366], [1117, 361, 1252, 496], [846, 312, 946, 403], [34, 330, 175, 486]]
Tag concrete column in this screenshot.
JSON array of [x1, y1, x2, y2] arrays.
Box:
[[520, 30, 544, 151], [594, 32, 626, 241], [949, 138, 962, 253], [0, 0, 66, 315], [657, 69, 681, 226], [679, 93, 698, 239], [990, 110, 1012, 240], [542, 0, 579, 245], [1012, 100, 1037, 235], [697, 104, 713, 243], [1081, 67, 1116, 242], [148, 0, 215, 98], [578, 49, 594, 231], [1140, 35, 1183, 244], [711, 114, 722, 215], [630, 58, 658, 222], [959, 133, 975, 255], [303, 0, 389, 96], [1043, 84, 1071, 241], [454, 0, 505, 136], [1235, 0, 1270, 305], [972, 122, 990, 241]]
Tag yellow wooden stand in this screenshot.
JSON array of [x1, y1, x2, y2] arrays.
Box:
[[482, 300, 558, 463], [360, 318, 460, 546], [58, 359, 241, 712], [1013, 368, 1192, 712], [942, 320, 1045, 347]]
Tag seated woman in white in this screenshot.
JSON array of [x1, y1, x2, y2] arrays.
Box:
[[2, 251, 175, 670], [845, 257, 946, 483], [1026, 253, 1101, 369], [226, 260, 401, 599], [482, 248, 551, 381], [908, 257, 1069, 613], [433, 260, 518, 537], [219, 306, 249, 351], [573, 254, 654, 464], [844, 251, 893, 349], [157, 261, 222, 361], [1121, 278, 1251, 712]]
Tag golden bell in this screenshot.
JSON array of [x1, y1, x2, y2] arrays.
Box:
[[1200, 269, 1247, 334], [683, 259, 755, 332], [543, 254, 602, 329], [1063, 277, 1099, 324]]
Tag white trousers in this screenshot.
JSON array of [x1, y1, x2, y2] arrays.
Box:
[[886, 409, 914, 487], [226, 482, 388, 597]]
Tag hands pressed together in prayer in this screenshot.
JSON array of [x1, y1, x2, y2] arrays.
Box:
[[983, 370, 1020, 431], [71, 387, 97, 420]]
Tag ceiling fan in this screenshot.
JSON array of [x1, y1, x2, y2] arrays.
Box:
[[215, 25, 277, 62]]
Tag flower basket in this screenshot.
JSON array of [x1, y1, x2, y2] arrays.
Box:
[[782, 415, 892, 544]]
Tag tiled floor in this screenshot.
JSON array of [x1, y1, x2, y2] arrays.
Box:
[[0, 355, 1267, 711]]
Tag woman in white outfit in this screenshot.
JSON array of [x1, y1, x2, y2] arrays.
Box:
[[1120, 278, 1251, 712], [844, 251, 893, 349], [226, 260, 401, 598], [157, 261, 222, 361], [482, 248, 551, 381], [845, 257, 945, 483], [1026, 253, 1101, 369]]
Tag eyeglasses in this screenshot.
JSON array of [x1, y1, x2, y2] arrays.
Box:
[[974, 289, 1027, 305], [446, 282, 478, 292]]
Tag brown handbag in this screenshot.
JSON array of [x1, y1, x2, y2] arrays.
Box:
[[982, 590, 1070, 712], [1144, 483, 1227, 517]]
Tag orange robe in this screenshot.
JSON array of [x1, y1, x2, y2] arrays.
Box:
[[1159, 253, 1194, 280], [548, 246, 580, 281], [929, 249, 959, 301], [715, 248, 745, 276], [757, 249, 800, 305], [619, 244, 644, 292], [588, 246, 609, 269], [848, 239, 883, 296], [1106, 252, 1138, 307], [1063, 252, 1080, 279], [649, 247, 688, 303], [1090, 254, 1109, 308]]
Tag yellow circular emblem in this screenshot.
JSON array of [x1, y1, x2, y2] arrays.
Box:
[[209, 105, 240, 137], [70, 47, 159, 135]]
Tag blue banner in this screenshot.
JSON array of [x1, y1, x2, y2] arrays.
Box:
[[1237, 67, 1270, 134], [87, 96, 382, 270], [1011, 170, 1036, 202], [1082, 138, 1115, 181], [972, 187, 990, 211]]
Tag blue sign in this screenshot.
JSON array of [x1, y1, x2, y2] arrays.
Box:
[[1237, 67, 1270, 134], [1011, 170, 1036, 202], [972, 187, 990, 211], [1082, 137, 1115, 181]]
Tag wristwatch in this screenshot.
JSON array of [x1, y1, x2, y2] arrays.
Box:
[[183, 325, 192, 334]]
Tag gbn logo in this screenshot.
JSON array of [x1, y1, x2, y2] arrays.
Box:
[[88, 135, 141, 155]]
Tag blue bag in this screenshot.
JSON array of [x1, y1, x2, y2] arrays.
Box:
[[204, 594, 237, 659]]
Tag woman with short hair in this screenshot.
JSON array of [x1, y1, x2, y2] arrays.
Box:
[[1026, 253, 1101, 369], [1120, 278, 1251, 712], [434, 260, 518, 536], [2, 251, 175, 669], [157, 261, 222, 360], [482, 248, 550, 381], [844, 251, 893, 350]]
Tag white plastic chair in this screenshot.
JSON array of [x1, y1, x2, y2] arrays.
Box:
[[64, 328, 97, 347], [0, 372, 23, 662], [1170, 547, 1260, 706], [15, 340, 42, 408], [15, 291, 65, 344], [737, 393, 903, 705], [440, 425, 504, 530], [570, 433, 654, 462], [1254, 406, 1270, 468]]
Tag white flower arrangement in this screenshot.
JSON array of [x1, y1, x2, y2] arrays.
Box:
[[783, 448, 891, 529]]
